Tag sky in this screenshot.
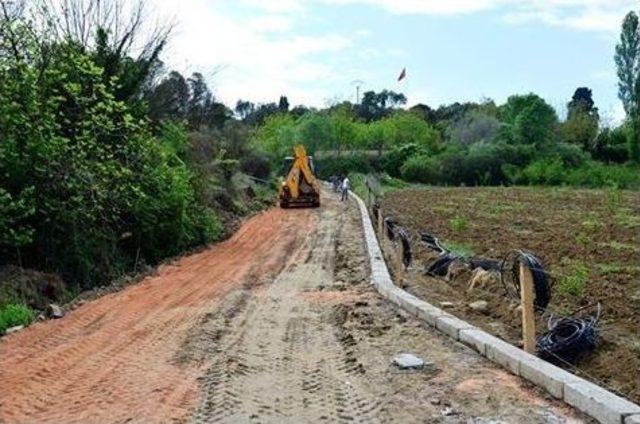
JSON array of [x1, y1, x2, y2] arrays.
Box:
[[148, 0, 638, 123]]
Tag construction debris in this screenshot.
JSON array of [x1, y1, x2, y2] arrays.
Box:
[[47, 304, 64, 319], [392, 353, 428, 370], [469, 300, 489, 313], [5, 325, 24, 334]]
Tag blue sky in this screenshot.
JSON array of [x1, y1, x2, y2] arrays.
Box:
[[150, 0, 637, 123]]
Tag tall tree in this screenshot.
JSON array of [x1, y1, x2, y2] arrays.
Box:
[[357, 90, 406, 122], [615, 12, 640, 116], [615, 11, 640, 161], [563, 87, 599, 151], [567, 87, 598, 119], [145, 71, 190, 123], [235, 100, 256, 121], [278, 96, 289, 112]]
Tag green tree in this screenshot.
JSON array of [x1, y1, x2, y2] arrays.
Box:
[[615, 11, 640, 161], [500, 94, 558, 145], [357, 90, 406, 122], [145, 71, 190, 123]]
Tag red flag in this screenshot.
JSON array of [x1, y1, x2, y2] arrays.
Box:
[[397, 67, 406, 82]]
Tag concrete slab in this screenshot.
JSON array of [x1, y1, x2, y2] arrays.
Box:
[[626, 415, 640, 424], [459, 328, 502, 356], [564, 380, 640, 424], [485, 337, 530, 375], [435, 315, 475, 340], [519, 355, 580, 399], [415, 303, 448, 327]]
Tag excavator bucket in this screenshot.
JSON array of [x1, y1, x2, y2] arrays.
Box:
[[279, 145, 320, 208]]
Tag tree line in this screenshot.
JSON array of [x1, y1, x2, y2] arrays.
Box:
[[249, 12, 640, 188]]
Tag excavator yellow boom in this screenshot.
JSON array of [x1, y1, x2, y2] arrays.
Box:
[[279, 145, 320, 208]]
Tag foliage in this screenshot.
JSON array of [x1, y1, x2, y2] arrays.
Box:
[[615, 12, 640, 117], [507, 159, 640, 189], [592, 126, 630, 163], [315, 154, 374, 179], [356, 90, 407, 122], [401, 143, 533, 186], [450, 216, 469, 232], [615, 11, 640, 162], [0, 17, 235, 289], [500, 94, 558, 145], [448, 110, 501, 146], [557, 262, 589, 296], [0, 303, 34, 333]]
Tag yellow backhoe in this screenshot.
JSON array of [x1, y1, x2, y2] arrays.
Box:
[[279, 145, 320, 208]]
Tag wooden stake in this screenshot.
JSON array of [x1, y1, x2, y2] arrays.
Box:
[[395, 242, 405, 282], [378, 208, 384, 240], [520, 262, 536, 354]]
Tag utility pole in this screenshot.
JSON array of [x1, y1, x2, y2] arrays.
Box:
[[351, 80, 364, 104]]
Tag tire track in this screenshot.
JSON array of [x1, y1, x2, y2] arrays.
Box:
[[0, 208, 314, 424]]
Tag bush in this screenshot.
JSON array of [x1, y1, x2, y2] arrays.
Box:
[[400, 143, 535, 186], [315, 154, 375, 179], [382, 143, 424, 177], [0, 304, 34, 333], [400, 154, 440, 184], [593, 127, 629, 163], [507, 159, 640, 189]]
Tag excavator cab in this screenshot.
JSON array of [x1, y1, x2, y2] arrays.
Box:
[[279, 145, 320, 208]]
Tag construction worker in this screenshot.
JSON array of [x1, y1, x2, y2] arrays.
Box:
[[341, 175, 350, 201]]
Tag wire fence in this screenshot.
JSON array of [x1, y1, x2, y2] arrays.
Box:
[[360, 178, 634, 399]]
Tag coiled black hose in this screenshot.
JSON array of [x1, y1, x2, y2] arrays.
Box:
[[396, 227, 412, 267], [372, 203, 380, 226], [384, 217, 397, 241], [536, 304, 600, 364], [418, 231, 446, 255], [501, 250, 551, 313]]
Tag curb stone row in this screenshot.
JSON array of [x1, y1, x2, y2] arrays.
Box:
[[350, 191, 640, 424]]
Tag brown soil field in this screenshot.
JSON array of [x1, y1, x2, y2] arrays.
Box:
[[380, 186, 640, 405]]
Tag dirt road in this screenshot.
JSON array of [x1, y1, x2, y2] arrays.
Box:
[[0, 192, 587, 423]]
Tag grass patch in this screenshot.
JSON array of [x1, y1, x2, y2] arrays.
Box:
[[600, 241, 640, 253], [0, 303, 34, 333], [575, 232, 591, 247], [595, 263, 640, 275], [486, 203, 524, 215], [432, 205, 453, 215], [450, 216, 469, 232], [442, 241, 475, 257], [615, 211, 640, 229], [556, 262, 589, 296], [581, 218, 603, 232]]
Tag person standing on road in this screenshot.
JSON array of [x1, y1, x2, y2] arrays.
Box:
[[341, 175, 350, 201]]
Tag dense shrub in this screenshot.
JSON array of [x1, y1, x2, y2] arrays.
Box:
[[401, 143, 535, 186], [315, 154, 375, 179], [593, 127, 629, 163], [400, 154, 440, 184], [507, 159, 640, 188], [0, 304, 34, 333], [381, 143, 424, 177], [0, 36, 223, 287]]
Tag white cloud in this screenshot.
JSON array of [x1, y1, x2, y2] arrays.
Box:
[[150, 0, 355, 106], [324, 0, 636, 32], [324, 0, 500, 15]]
